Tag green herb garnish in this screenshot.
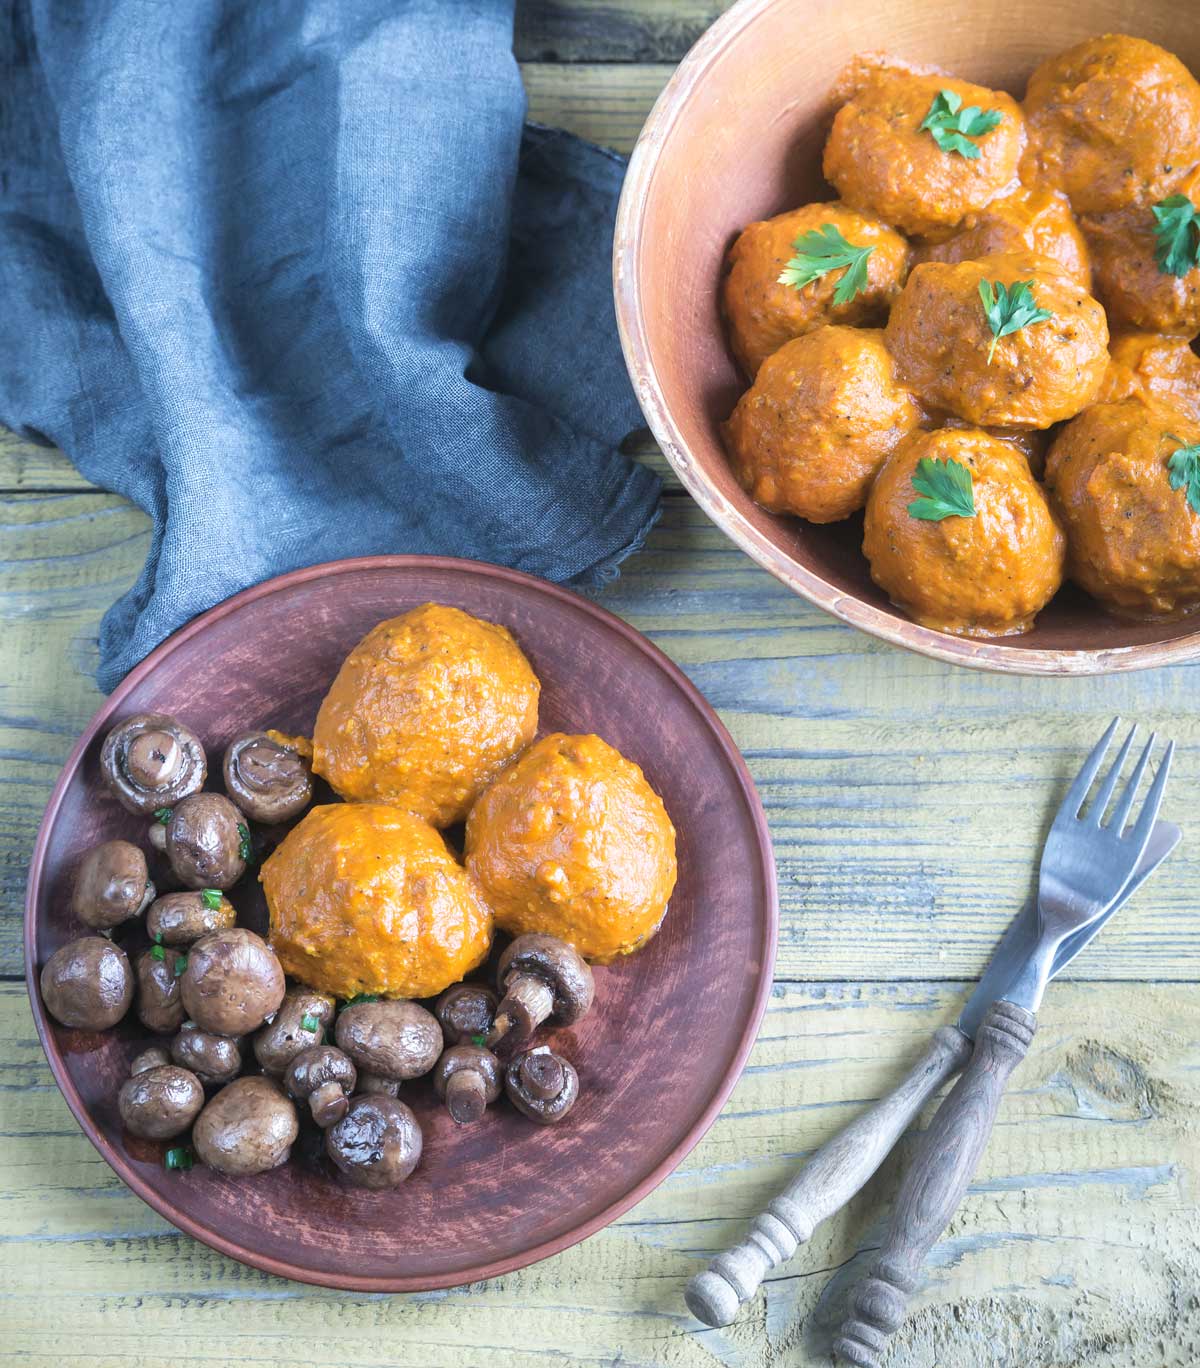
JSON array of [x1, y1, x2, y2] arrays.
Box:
[[777, 224, 875, 305], [1152, 194, 1200, 277], [919, 89, 1004, 159], [237, 823, 253, 863], [164, 1146, 194, 1171], [908, 456, 976, 521], [153, 807, 173, 825], [300, 1013, 320, 1033], [340, 993, 379, 1010], [471, 1032, 488, 1048], [174, 954, 188, 977], [1166, 434, 1200, 513], [200, 888, 222, 911], [150, 931, 165, 963], [978, 279, 1054, 364]]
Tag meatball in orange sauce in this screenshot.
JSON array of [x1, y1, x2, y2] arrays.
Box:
[[723, 326, 924, 522], [1098, 334, 1200, 424], [864, 428, 1065, 636], [722, 202, 910, 377]]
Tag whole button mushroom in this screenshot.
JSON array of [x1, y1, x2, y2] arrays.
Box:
[[325, 1094, 423, 1189], [489, 934, 595, 1053], [131, 1045, 171, 1075], [72, 840, 155, 930], [146, 890, 237, 946], [284, 1046, 357, 1127], [171, 1022, 243, 1086], [253, 986, 337, 1076], [163, 793, 249, 890], [434, 982, 498, 1046], [335, 999, 442, 1081], [356, 1072, 401, 1098], [100, 713, 207, 815], [193, 1076, 298, 1176], [505, 1046, 580, 1125], [40, 936, 133, 1030], [432, 1044, 502, 1124], [119, 1064, 205, 1140], [135, 947, 187, 1034], [181, 928, 285, 1037], [223, 731, 313, 824]]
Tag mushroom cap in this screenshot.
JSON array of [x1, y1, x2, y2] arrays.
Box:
[[223, 732, 313, 824], [181, 927, 286, 1037], [355, 1072, 401, 1098], [99, 713, 207, 815], [253, 986, 337, 1075], [432, 1044, 502, 1099], [497, 933, 595, 1024], [146, 890, 237, 946], [505, 1047, 580, 1125], [193, 1076, 298, 1176], [134, 947, 187, 1035], [72, 840, 154, 930], [284, 1045, 357, 1124], [130, 1045, 171, 1075], [40, 936, 133, 1031], [118, 1064, 204, 1139], [170, 1022, 243, 1085], [325, 1094, 422, 1189], [335, 1000, 442, 1080], [434, 982, 498, 1045], [165, 793, 249, 891]]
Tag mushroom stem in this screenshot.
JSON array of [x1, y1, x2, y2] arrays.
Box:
[[309, 1080, 350, 1128], [518, 1051, 565, 1102], [445, 1068, 488, 1124], [488, 974, 555, 1049]]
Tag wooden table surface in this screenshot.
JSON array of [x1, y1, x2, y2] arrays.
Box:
[[4, 5, 1200, 1365]]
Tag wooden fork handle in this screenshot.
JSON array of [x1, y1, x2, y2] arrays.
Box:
[[684, 1025, 971, 1328], [832, 1000, 1037, 1367]]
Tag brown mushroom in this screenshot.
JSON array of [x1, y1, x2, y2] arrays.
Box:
[[99, 713, 206, 815], [434, 982, 498, 1046], [72, 840, 155, 930], [334, 999, 442, 1080], [40, 936, 133, 1030], [223, 732, 313, 824], [146, 889, 237, 946], [505, 1046, 579, 1125], [253, 986, 337, 1075], [170, 1022, 242, 1085], [193, 1076, 298, 1176], [180, 927, 285, 1036], [134, 946, 187, 1034], [432, 1044, 502, 1124], [489, 934, 594, 1052], [119, 1064, 204, 1139], [131, 1045, 171, 1075], [163, 793, 249, 890], [324, 1094, 422, 1189], [284, 1045, 357, 1127], [355, 1072, 401, 1098]]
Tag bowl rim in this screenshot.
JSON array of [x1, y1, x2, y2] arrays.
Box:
[[611, 0, 1200, 677], [24, 552, 779, 1291]]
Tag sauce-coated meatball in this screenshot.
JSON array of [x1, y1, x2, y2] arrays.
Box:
[[824, 57, 1024, 237], [723, 326, 924, 522], [1097, 334, 1200, 424], [864, 428, 1065, 636], [884, 252, 1108, 428], [722, 201, 910, 377]]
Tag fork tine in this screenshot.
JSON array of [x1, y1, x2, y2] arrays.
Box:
[[1056, 717, 1119, 822], [1108, 732, 1157, 834], [1125, 739, 1174, 844], [1088, 724, 1137, 825]]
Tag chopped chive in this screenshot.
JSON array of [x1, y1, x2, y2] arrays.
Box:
[[340, 993, 379, 1010], [300, 1013, 320, 1033], [174, 954, 188, 976], [153, 807, 173, 825], [237, 823, 253, 862], [164, 1146, 194, 1171], [471, 1032, 488, 1048], [150, 944, 165, 962], [200, 888, 222, 910]]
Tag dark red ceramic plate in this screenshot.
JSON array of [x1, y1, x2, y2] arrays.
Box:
[[25, 556, 777, 1291]]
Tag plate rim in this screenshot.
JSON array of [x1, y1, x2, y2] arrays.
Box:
[[23, 552, 780, 1292]]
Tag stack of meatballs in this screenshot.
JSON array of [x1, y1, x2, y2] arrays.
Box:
[[722, 35, 1200, 635], [39, 603, 677, 1192]]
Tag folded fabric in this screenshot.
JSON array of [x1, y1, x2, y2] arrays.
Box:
[[0, 0, 659, 692]]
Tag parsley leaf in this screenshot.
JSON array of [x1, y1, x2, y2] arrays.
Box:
[[908, 457, 977, 521], [777, 223, 876, 306], [919, 89, 1004, 159], [978, 279, 1054, 363], [153, 807, 173, 825], [1166, 434, 1200, 514], [340, 993, 379, 1011], [1152, 194, 1200, 277]]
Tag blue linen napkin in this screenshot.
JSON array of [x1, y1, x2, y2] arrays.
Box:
[[0, 0, 660, 692]]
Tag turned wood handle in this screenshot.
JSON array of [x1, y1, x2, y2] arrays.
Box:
[[684, 1025, 971, 1328], [832, 1000, 1037, 1367]]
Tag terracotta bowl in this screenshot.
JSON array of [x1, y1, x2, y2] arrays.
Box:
[[614, 0, 1200, 674], [24, 556, 777, 1290]]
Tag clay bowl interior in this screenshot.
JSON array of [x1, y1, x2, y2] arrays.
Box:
[[615, 0, 1200, 674], [25, 557, 777, 1290]]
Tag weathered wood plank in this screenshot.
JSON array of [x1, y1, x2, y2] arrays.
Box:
[[523, 62, 671, 153], [5, 489, 1200, 985], [515, 1, 731, 63], [3, 981, 1197, 1365]]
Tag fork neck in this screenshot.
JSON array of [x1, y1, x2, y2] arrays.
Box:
[[1002, 936, 1056, 1014]]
